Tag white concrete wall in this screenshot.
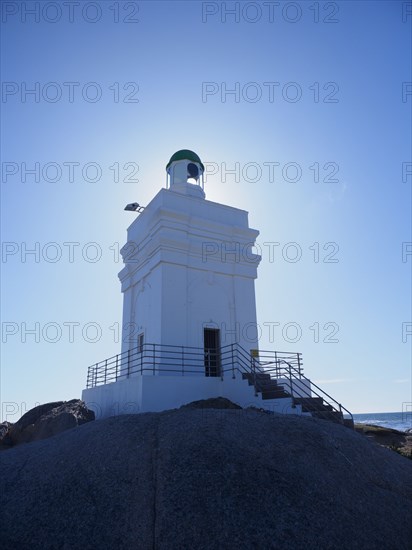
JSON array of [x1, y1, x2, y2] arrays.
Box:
[[82, 376, 143, 419], [120, 266, 162, 361], [82, 374, 307, 419]]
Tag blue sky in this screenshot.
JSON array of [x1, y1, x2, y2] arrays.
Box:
[[1, 0, 411, 420]]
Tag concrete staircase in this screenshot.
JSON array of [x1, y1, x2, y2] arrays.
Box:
[[242, 372, 353, 427], [242, 373, 290, 400]]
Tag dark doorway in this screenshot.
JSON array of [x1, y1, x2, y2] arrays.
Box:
[[204, 328, 221, 377], [138, 333, 144, 353]]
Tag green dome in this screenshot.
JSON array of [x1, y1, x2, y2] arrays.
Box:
[[166, 149, 204, 171]]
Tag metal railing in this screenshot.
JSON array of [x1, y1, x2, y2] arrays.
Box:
[[257, 349, 303, 377], [85, 343, 303, 388], [85, 342, 352, 424]]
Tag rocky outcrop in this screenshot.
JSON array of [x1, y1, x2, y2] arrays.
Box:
[[0, 422, 13, 447], [0, 405, 411, 549], [5, 400, 94, 447], [355, 423, 412, 459]]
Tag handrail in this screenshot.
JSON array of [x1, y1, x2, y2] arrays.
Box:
[[285, 361, 353, 421], [226, 346, 350, 423], [254, 358, 353, 424]]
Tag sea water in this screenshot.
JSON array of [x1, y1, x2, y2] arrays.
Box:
[[350, 411, 412, 433]]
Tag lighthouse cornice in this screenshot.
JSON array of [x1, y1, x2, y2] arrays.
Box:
[[126, 189, 258, 243], [126, 188, 252, 232], [118, 233, 261, 293], [138, 207, 259, 243]]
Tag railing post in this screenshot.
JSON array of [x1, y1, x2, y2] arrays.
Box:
[[104, 359, 108, 385], [127, 349, 131, 377], [297, 353, 302, 377], [289, 365, 294, 398], [94, 363, 98, 387], [153, 343, 156, 375], [140, 346, 143, 375], [220, 348, 223, 381], [231, 344, 235, 379], [252, 357, 257, 396]]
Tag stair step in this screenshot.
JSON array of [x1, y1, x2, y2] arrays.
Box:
[[242, 373, 271, 381], [242, 375, 277, 383], [294, 397, 331, 413], [241, 371, 290, 399], [294, 397, 323, 405], [301, 404, 328, 413], [261, 388, 284, 394], [262, 391, 290, 400]]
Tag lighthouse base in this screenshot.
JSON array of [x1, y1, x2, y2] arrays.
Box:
[[81, 375, 305, 419]]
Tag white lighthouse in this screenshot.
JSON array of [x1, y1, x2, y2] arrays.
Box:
[[82, 150, 352, 426], [118, 149, 260, 362]]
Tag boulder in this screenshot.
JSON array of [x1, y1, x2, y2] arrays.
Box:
[[180, 397, 242, 410], [0, 421, 13, 448], [0, 408, 411, 549], [8, 399, 95, 446], [355, 423, 412, 459]]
